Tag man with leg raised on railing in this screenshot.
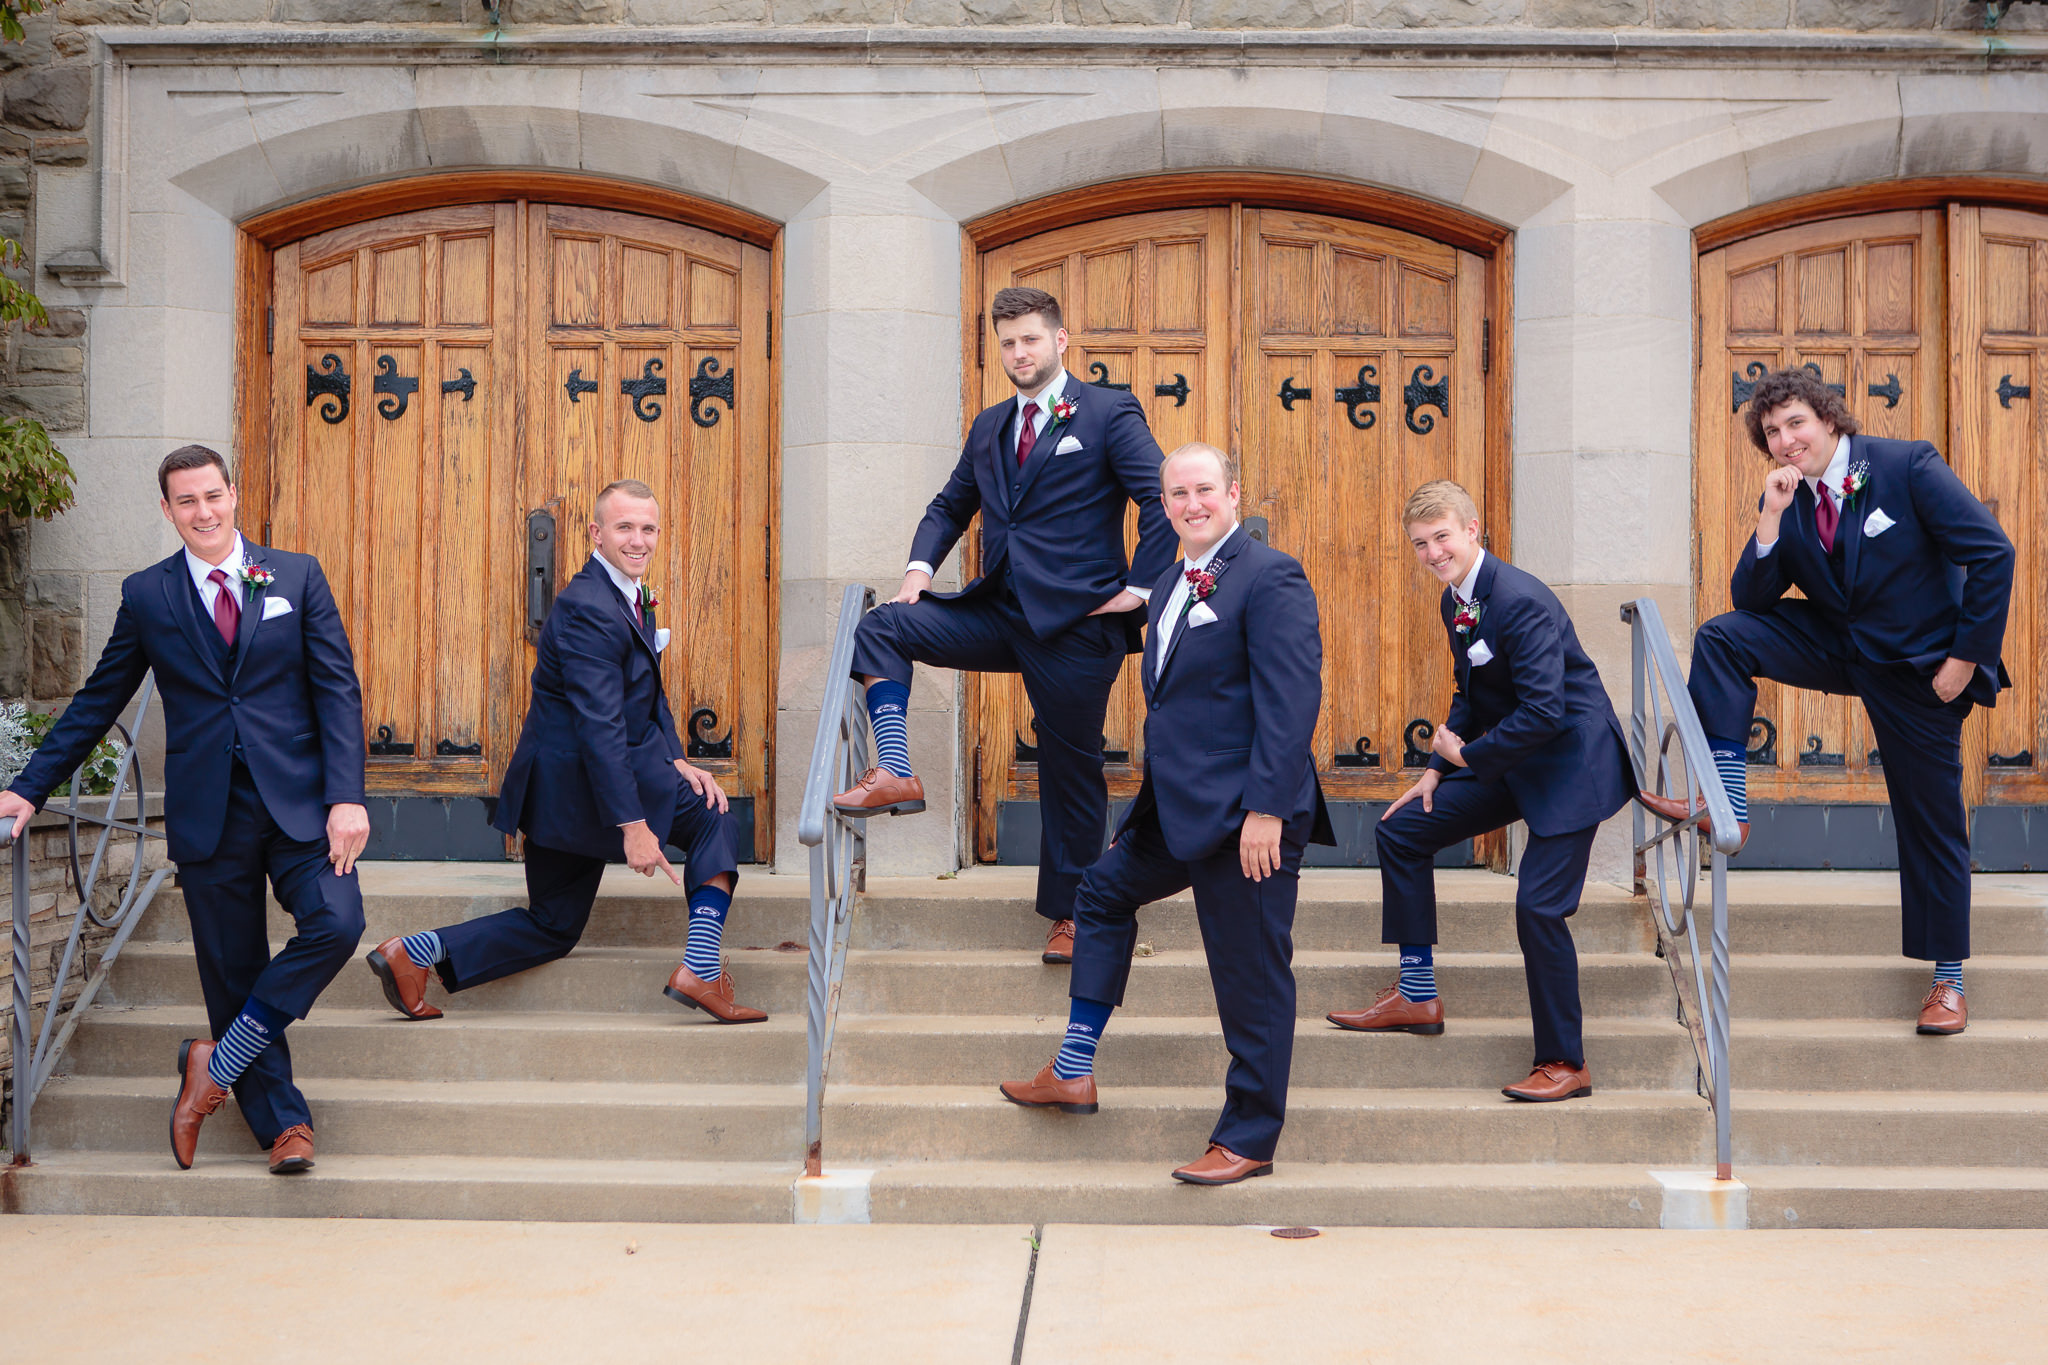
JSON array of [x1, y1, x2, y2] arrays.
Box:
[[1328, 480, 1632, 1103], [364, 480, 762, 1027], [1, 445, 369, 1175], [999, 443, 1332, 1186], [1641, 368, 2013, 1036], [833, 286, 1175, 965]]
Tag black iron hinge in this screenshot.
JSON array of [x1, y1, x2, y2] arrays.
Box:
[[764, 537, 772, 581], [766, 310, 774, 361], [976, 313, 985, 370], [265, 308, 274, 355], [1481, 318, 1490, 375]]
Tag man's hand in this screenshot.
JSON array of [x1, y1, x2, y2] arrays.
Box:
[[1088, 588, 1145, 617], [1240, 812, 1283, 883], [1933, 656, 1976, 704], [0, 789, 37, 841], [1757, 464, 1801, 543], [674, 759, 731, 813], [1430, 724, 1468, 769], [1381, 769, 1440, 821], [622, 820, 681, 884], [889, 569, 933, 605], [326, 802, 370, 876]]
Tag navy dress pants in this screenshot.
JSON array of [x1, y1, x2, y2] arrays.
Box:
[[852, 584, 1131, 923], [1377, 772, 1595, 1069], [1068, 803, 1305, 1163], [176, 762, 365, 1147], [436, 772, 743, 993], [1688, 603, 1973, 961]]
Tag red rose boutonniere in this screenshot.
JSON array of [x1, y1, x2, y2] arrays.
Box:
[[1052, 396, 1078, 424], [1453, 600, 1483, 635], [637, 582, 660, 614], [238, 564, 274, 601], [1839, 461, 1871, 513], [1185, 566, 1217, 601]]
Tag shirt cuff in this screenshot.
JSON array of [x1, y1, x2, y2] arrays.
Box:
[[906, 561, 935, 578], [1754, 539, 1776, 559], [1126, 585, 1152, 601]]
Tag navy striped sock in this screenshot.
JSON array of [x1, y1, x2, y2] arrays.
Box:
[[683, 883, 733, 983], [399, 930, 445, 967], [1052, 997, 1114, 1081], [1397, 944, 1438, 1003], [1706, 735, 1749, 824], [1933, 960, 1964, 993], [865, 680, 914, 780], [207, 995, 292, 1089]]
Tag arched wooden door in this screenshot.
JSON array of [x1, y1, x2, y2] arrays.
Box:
[[969, 198, 1500, 863], [254, 193, 778, 859]]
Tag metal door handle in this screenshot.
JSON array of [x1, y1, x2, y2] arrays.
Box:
[[527, 509, 557, 640]]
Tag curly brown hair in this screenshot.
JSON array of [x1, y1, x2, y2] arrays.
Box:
[[1741, 366, 1860, 455]]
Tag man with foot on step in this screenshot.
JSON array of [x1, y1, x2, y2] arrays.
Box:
[[366, 480, 761, 1026], [1, 445, 369, 1175], [999, 442, 1331, 1186], [834, 286, 1175, 965], [1640, 368, 2013, 1036], [1328, 481, 1631, 1104]]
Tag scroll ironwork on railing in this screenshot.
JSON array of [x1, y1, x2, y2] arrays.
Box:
[[6, 674, 171, 1165], [795, 584, 876, 1179], [1621, 598, 1740, 1183]]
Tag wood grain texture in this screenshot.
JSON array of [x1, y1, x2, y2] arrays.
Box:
[[1696, 177, 2048, 256]]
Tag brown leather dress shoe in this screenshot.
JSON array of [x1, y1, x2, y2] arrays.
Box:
[[663, 965, 769, 1023], [832, 767, 926, 817], [1171, 1143, 1272, 1186], [1327, 985, 1445, 1035], [1637, 790, 1749, 851], [999, 1062, 1099, 1114], [170, 1039, 233, 1170], [1502, 1060, 1593, 1102], [1043, 918, 1076, 965], [269, 1123, 316, 1175], [366, 937, 444, 1021], [1917, 982, 1968, 1035]]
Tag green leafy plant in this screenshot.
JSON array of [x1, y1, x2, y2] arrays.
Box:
[[0, 2, 52, 44], [2, 706, 127, 797]]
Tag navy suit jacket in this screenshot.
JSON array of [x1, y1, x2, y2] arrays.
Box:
[[492, 556, 687, 862], [8, 541, 366, 865], [1122, 525, 1334, 862], [1729, 434, 2014, 706], [909, 376, 1174, 649], [1429, 554, 1632, 839]]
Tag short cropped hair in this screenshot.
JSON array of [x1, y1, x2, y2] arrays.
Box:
[[593, 478, 659, 520], [1742, 367, 1860, 455], [990, 286, 1062, 332], [158, 444, 232, 498], [1159, 441, 1239, 488], [1402, 479, 1478, 529]]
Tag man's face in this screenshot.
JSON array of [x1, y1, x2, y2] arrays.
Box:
[[161, 464, 239, 564], [1160, 451, 1239, 557], [994, 311, 1067, 397], [590, 492, 661, 582], [1408, 514, 1483, 586], [1759, 399, 1838, 480]]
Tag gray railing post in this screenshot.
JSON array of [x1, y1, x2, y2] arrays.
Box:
[[7, 824, 30, 1164]]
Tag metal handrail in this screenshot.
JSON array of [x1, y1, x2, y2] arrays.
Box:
[[6, 673, 171, 1165], [1620, 599, 1740, 1182], [795, 584, 876, 1179]]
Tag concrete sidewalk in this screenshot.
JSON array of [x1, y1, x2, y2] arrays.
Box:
[[5, 1216, 2043, 1363]]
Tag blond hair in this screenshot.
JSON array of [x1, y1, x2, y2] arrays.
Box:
[[593, 478, 659, 521], [1402, 479, 1478, 529], [1159, 441, 1239, 488]]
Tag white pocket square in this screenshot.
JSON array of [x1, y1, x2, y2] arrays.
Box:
[[1466, 639, 1494, 666], [260, 597, 294, 620], [1054, 435, 1083, 456], [1186, 601, 1219, 627], [1863, 507, 1895, 537], [655, 627, 671, 653]]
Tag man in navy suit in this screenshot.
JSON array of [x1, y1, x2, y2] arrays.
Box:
[[999, 442, 1331, 1186], [1328, 480, 1632, 1103], [1641, 368, 2014, 1035], [1, 445, 368, 1174], [833, 286, 1175, 963], [365, 480, 761, 1026]]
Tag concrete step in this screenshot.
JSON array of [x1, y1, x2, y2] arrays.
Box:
[[1725, 956, 2048, 1019], [0, 1151, 796, 1222], [1730, 1091, 2048, 1167], [63, 1008, 807, 1084], [29, 1075, 806, 1161], [831, 1015, 1698, 1091], [824, 1085, 1712, 1167], [1740, 1165, 2048, 1229], [1729, 1019, 2048, 1090]]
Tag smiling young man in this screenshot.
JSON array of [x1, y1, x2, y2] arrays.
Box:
[[998, 442, 1332, 1186], [1326, 480, 1632, 1103], [1, 445, 369, 1174], [365, 480, 760, 1026], [1643, 368, 2014, 1035], [834, 286, 1176, 964]]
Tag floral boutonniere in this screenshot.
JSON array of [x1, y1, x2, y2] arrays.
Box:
[[1051, 395, 1078, 425], [1453, 599, 1483, 636], [238, 564, 274, 601], [1839, 461, 1871, 513], [1184, 565, 1217, 602], [637, 582, 660, 614]]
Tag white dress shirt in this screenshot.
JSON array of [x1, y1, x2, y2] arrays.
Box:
[[1153, 527, 1234, 679], [185, 534, 247, 616], [1452, 548, 1486, 605], [1755, 433, 1851, 559], [592, 551, 644, 614]]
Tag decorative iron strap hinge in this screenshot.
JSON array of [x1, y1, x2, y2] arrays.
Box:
[[265, 307, 274, 355], [1087, 361, 1131, 392]]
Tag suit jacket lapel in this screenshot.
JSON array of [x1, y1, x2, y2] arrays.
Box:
[[1155, 526, 1247, 685], [1009, 399, 1072, 509], [161, 555, 226, 685], [610, 571, 660, 666], [1141, 563, 1175, 705], [1839, 437, 1867, 594], [229, 543, 269, 684], [985, 406, 1015, 518]]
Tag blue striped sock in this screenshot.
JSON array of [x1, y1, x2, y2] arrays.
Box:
[[865, 680, 914, 780], [207, 995, 292, 1089], [399, 930, 445, 967], [1707, 735, 1749, 824], [683, 883, 733, 983], [1052, 997, 1114, 1081], [1397, 944, 1438, 1003], [1933, 960, 1964, 994]]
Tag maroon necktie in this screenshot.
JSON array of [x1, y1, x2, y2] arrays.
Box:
[[208, 568, 240, 645], [1814, 486, 1839, 554], [1016, 404, 1039, 468]]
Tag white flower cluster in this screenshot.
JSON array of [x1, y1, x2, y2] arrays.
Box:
[[0, 700, 35, 790]]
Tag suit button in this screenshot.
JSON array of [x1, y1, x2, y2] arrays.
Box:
[[230, 697, 240, 705]]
